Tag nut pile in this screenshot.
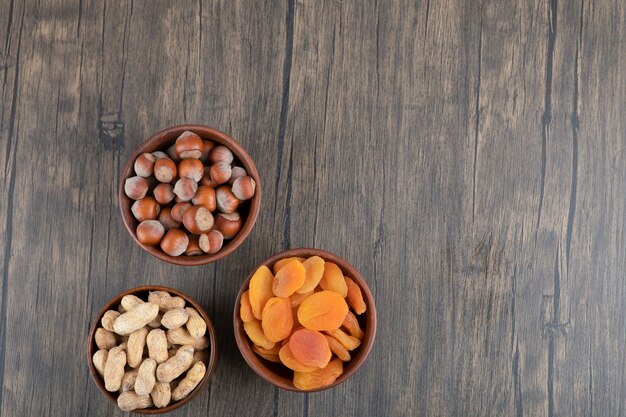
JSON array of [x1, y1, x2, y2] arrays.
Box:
[[124, 131, 256, 256], [239, 257, 367, 390], [92, 291, 210, 411]]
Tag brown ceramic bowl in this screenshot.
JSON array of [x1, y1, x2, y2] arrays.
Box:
[[119, 125, 261, 266], [233, 248, 377, 392], [88, 285, 218, 414]]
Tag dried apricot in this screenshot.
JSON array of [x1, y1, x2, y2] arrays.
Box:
[[342, 311, 365, 339], [326, 328, 361, 351], [243, 319, 275, 350], [249, 266, 274, 320], [273, 260, 306, 297], [254, 344, 281, 355], [289, 291, 313, 308], [319, 262, 348, 297], [261, 297, 293, 342], [278, 343, 318, 372], [297, 290, 348, 331], [345, 276, 366, 314], [324, 335, 351, 361], [293, 358, 343, 390], [253, 345, 282, 363], [289, 329, 331, 368], [272, 257, 305, 274], [297, 256, 325, 294], [239, 291, 254, 323]]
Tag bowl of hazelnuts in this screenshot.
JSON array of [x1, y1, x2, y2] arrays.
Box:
[[119, 125, 261, 266]]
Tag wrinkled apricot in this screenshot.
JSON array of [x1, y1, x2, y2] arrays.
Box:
[[243, 319, 275, 351], [326, 328, 361, 351], [342, 311, 365, 339], [345, 276, 366, 314], [278, 343, 318, 372], [249, 266, 274, 320], [262, 297, 293, 342], [239, 291, 255, 323], [253, 345, 282, 363], [273, 260, 306, 298], [319, 262, 348, 297], [255, 344, 281, 355], [297, 290, 348, 331], [297, 256, 325, 294], [272, 257, 305, 274], [289, 290, 313, 308], [289, 329, 331, 368], [293, 358, 343, 390], [324, 335, 351, 361]]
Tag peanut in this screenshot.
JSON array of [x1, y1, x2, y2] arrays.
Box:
[[185, 307, 206, 338], [135, 358, 157, 396], [92, 349, 108, 377], [120, 369, 139, 392], [95, 328, 117, 350], [171, 361, 206, 401], [113, 303, 159, 335], [167, 327, 208, 350], [151, 382, 171, 408], [120, 294, 144, 311], [101, 310, 120, 332], [147, 312, 162, 329], [156, 345, 194, 383], [161, 308, 189, 330], [147, 329, 169, 364], [148, 291, 185, 312], [127, 327, 149, 368], [117, 391, 153, 411], [103, 346, 126, 392]]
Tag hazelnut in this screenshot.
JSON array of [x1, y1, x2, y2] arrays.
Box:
[[175, 131, 203, 159], [167, 144, 181, 162], [157, 207, 181, 230], [134, 153, 156, 177], [136, 220, 165, 245], [153, 183, 175, 205], [182, 205, 214, 234], [209, 145, 234, 164], [173, 177, 198, 202], [178, 159, 204, 182], [199, 230, 224, 254], [228, 166, 248, 185], [185, 236, 203, 256], [231, 176, 256, 201], [200, 167, 217, 187], [124, 176, 149, 200], [171, 202, 192, 222], [200, 140, 215, 162], [213, 212, 242, 239], [131, 197, 160, 221], [192, 186, 216, 211], [154, 158, 177, 183], [152, 151, 169, 160], [160, 228, 189, 256], [209, 162, 232, 185], [215, 185, 239, 213]]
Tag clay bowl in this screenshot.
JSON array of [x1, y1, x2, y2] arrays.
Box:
[[119, 125, 261, 266], [88, 285, 218, 414], [233, 248, 377, 392]]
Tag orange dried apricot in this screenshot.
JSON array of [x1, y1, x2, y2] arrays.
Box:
[[297, 290, 348, 331], [278, 343, 318, 372], [272, 260, 306, 298], [261, 297, 293, 342], [249, 266, 274, 320], [289, 290, 313, 308], [254, 344, 281, 355], [289, 329, 331, 368], [239, 290, 255, 323], [342, 311, 365, 339], [324, 335, 351, 361], [253, 345, 282, 363], [243, 319, 275, 350], [326, 328, 361, 351], [272, 257, 305, 274], [319, 262, 348, 297], [293, 358, 343, 390], [297, 256, 325, 294], [345, 276, 367, 314]]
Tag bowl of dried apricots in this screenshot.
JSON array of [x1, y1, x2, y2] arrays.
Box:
[[233, 248, 376, 392]]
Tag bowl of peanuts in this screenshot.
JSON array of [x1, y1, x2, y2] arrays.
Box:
[[88, 285, 218, 413], [233, 248, 377, 392], [119, 125, 261, 266]]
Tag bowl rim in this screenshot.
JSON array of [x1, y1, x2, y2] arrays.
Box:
[[118, 124, 261, 266], [87, 285, 218, 414], [233, 248, 377, 393]]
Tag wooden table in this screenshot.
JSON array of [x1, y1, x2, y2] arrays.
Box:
[[1, 0, 624, 416]]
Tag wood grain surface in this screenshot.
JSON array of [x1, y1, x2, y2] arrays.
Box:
[[0, 0, 624, 416]]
